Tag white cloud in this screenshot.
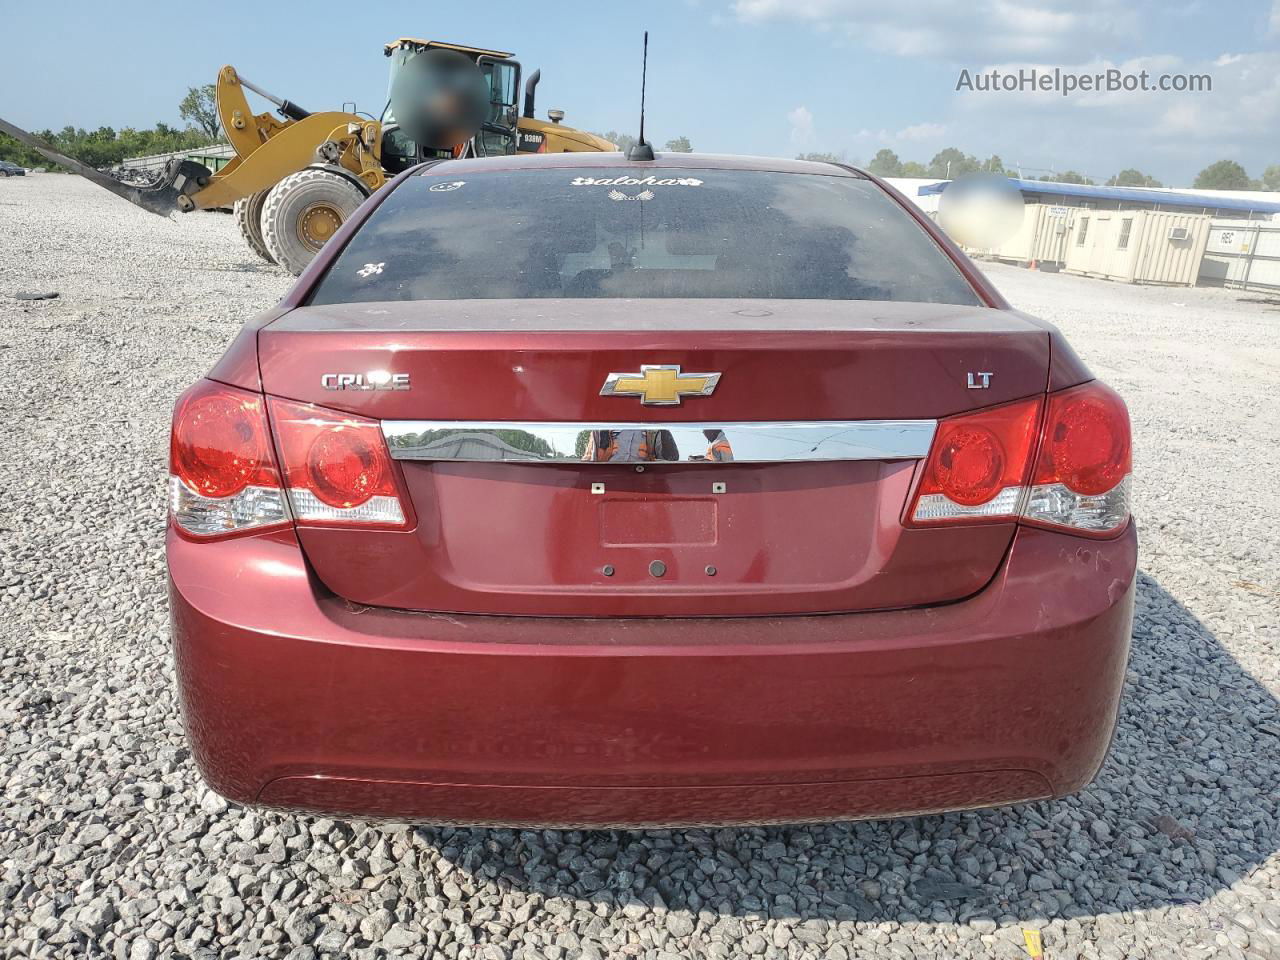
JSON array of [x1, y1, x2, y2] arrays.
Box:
[[734, 0, 1277, 182], [855, 122, 947, 146], [787, 105, 815, 146], [896, 122, 948, 141], [732, 0, 1142, 60], [948, 51, 1280, 183], [851, 122, 948, 145]]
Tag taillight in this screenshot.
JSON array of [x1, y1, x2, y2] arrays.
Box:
[[169, 381, 289, 538], [906, 381, 1131, 537], [268, 398, 409, 528], [1023, 381, 1131, 535], [908, 396, 1042, 524]]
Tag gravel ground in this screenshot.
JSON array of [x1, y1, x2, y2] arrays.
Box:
[[1, 174, 1277, 960]]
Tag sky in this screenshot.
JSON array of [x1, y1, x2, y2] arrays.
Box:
[[1, 0, 1277, 186]]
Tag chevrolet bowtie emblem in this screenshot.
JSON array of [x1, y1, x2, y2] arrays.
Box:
[[600, 365, 721, 406]]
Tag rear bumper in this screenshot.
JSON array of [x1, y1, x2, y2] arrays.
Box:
[[168, 523, 1136, 827]]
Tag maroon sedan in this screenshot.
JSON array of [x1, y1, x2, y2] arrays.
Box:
[[167, 153, 1135, 827]]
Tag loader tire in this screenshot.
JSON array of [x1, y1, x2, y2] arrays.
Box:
[[234, 190, 275, 265], [261, 168, 367, 276]]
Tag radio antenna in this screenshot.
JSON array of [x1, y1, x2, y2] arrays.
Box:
[[628, 32, 655, 161]]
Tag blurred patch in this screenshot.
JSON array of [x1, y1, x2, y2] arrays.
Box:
[[938, 173, 1025, 249]]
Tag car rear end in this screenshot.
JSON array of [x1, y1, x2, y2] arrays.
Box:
[[167, 155, 1136, 826]]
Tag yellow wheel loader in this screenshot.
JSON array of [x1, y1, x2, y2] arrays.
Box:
[[0, 40, 614, 275]]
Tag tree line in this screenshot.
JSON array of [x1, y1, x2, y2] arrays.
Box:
[[591, 131, 693, 154], [1, 123, 695, 171], [5, 94, 1274, 194], [0, 86, 227, 170], [797, 147, 1280, 192], [0, 124, 219, 170]]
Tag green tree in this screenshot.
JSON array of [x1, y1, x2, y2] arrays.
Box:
[[1042, 170, 1094, 185], [1107, 168, 1163, 188], [796, 151, 842, 163], [664, 136, 692, 153], [981, 155, 1006, 175], [179, 85, 221, 139], [900, 161, 929, 177], [0, 131, 50, 168], [928, 147, 980, 179], [867, 148, 903, 176], [592, 130, 637, 154], [0, 122, 217, 170], [1258, 164, 1280, 191], [1193, 159, 1251, 190]]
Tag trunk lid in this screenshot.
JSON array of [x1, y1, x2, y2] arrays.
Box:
[[258, 298, 1049, 617]]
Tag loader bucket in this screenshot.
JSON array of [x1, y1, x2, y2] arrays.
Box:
[[0, 117, 209, 217]]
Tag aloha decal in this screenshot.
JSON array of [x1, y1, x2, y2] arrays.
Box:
[[571, 175, 703, 187]]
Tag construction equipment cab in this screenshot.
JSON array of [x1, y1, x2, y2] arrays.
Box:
[[380, 39, 613, 172], [0, 38, 614, 278]]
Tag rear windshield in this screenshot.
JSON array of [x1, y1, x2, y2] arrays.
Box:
[[308, 168, 981, 306]]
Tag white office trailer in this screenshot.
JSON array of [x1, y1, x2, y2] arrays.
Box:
[[1064, 209, 1210, 286], [963, 202, 1074, 267], [915, 178, 1280, 290]]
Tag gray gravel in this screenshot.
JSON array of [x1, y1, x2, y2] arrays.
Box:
[[1, 174, 1278, 959]]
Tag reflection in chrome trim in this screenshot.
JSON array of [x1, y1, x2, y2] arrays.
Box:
[[382, 420, 937, 464]]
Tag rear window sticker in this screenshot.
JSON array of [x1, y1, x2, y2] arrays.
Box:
[[571, 175, 703, 187]]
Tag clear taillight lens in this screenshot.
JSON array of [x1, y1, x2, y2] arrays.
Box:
[[268, 398, 409, 528], [1023, 381, 1131, 536], [169, 381, 289, 538], [1022, 478, 1130, 533]]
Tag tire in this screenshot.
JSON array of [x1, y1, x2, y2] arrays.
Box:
[[234, 190, 275, 264], [261, 168, 368, 276]]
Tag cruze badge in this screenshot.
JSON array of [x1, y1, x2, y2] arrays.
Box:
[[600, 365, 720, 406], [321, 371, 410, 391]]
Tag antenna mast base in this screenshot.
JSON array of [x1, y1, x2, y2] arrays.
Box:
[[626, 31, 654, 162]]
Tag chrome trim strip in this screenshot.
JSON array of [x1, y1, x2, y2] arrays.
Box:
[[382, 420, 937, 464]]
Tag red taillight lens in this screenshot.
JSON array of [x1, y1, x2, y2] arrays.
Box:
[[168, 381, 288, 538], [1034, 382, 1131, 496], [269, 398, 409, 528], [306, 428, 388, 508], [907, 381, 1131, 536], [932, 425, 1003, 506], [908, 396, 1042, 524], [171, 384, 276, 498], [1023, 381, 1131, 535]]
